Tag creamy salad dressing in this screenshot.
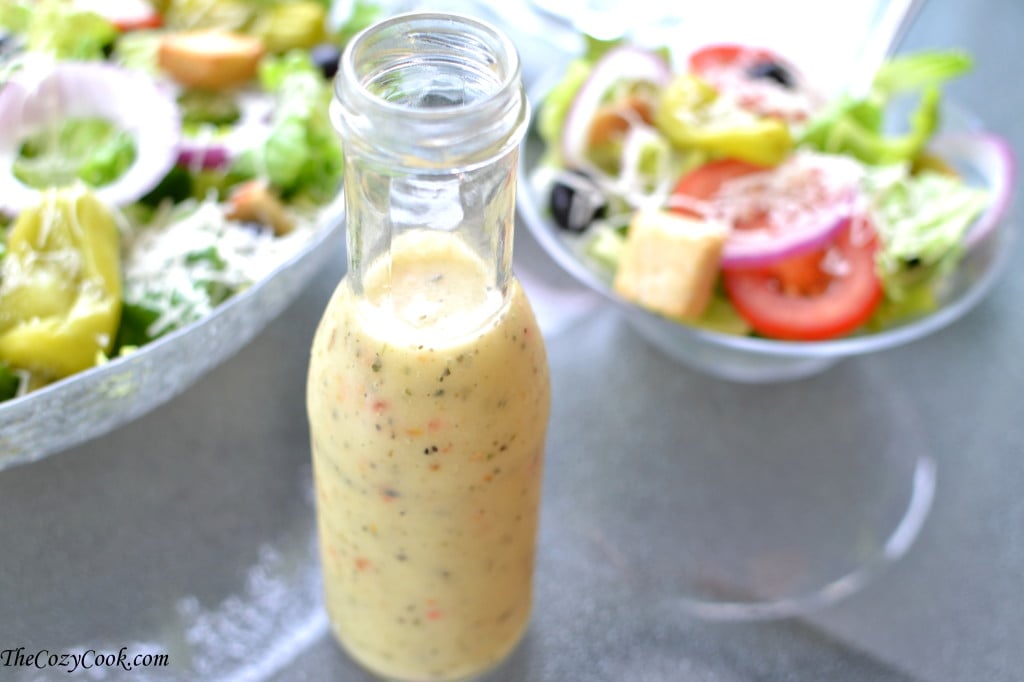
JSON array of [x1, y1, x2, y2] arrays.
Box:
[[307, 230, 550, 681]]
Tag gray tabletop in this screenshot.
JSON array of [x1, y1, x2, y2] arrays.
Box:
[[2, 1, 1022, 680]]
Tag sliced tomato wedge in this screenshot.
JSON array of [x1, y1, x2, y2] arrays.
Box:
[[672, 158, 768, 220], [687, 44, 816, 123], [689, 44, 784, 77], [112, 13, 163, 32], [722, 220, 884, 341]]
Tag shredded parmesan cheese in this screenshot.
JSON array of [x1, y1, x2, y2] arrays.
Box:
[[121, 198, 317, 336]]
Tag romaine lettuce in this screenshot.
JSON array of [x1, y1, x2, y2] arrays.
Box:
[[231, 52, 343, 203], [0, 362, 18, 402], [800, 51, 973, 165], [13, 117, 137, 190], [867, 166, 988, 321], [20, 0, 116, 60], [538, 58, 592, 164]]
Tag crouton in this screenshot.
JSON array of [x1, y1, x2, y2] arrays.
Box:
[[158, 31, 264, 91], [227, 180, 295, 235], [613, 209, 727, 319], [588, 95, 654, 147]]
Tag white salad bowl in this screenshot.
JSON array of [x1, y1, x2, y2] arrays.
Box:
[[518, 84, 1016, 384]]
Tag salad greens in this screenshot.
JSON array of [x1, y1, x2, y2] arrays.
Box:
[[0, 362, 18, 401], [0, 0, 117, 60], [230, 52, 343, 203], [14, 117, 137, 189], [538, 58, 591, 165], [0, 0, 378, 403], [333, 0, 382, 46], [178, 90, 243, 127], [870, 166, 989, 301], [800, 51, 973, 165]]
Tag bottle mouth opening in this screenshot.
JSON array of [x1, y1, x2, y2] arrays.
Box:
[[332, 12, 529, 168], [338, 12, 521, 119]]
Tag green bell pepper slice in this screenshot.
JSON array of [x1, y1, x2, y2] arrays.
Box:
[[0, 189, 122, 379]]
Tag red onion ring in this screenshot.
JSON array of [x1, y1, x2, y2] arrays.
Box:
[[562, 46, 671, 168], [927, 132, 1015, 250], [175, 93, 274, 173], [0, 61, 180, 212], [177, 144, 230, 171], [689, 152, 864, 270], [721, 210, 852, 269]]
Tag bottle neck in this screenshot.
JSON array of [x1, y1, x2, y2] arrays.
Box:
[[331, 13, 529, 303]]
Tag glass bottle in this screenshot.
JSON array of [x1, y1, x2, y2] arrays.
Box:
[[306, 12, 550, 682]]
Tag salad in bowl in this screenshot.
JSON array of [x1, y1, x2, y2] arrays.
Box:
[[0, 0, 381, 406], [0, 0, 382, 465], [522, 39, 1014, 381]]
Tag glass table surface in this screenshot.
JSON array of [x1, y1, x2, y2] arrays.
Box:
[[2, 0, 1022, 680]]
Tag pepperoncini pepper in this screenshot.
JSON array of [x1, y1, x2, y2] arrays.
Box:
[[654, 74, 793, 166], [0, 188, 122, 379], [251, 2, 327, 53]]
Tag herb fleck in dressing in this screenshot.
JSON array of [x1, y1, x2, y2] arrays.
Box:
[[308, 230, 550, 681]]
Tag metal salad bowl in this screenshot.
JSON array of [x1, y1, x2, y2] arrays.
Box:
[[0, 208, 343, 471]]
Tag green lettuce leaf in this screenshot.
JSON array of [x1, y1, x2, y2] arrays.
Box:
[[585, 223, 626, 273], [872, 50, 973, 97], [0, 362, 19, 402], [14, 117, 137, 189], [112, 30, 163, 74], [690, 291, 751, 336], [24, 0, 116, 60], [800, 50, 972, 165], [178, 90, 242, 128], [0, 1, 31, 33], [538, 58, 592, 164], [334, 0, 381, 46], [232, 52, 343, 203], [113, 301, 163, 349], [867, 167, 989, 321]]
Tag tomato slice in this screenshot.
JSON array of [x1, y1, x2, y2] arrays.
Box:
[[688, 44, 783, 76], [671, 156, 880, 340], [671, 154, 861, 270], [112, 13, 163, 32], [687, 44, 815, 123], [722, 221, 884, 341], [671, 158, 767, 219]]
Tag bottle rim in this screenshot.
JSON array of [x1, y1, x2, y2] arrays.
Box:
[[338, 11, 522, 119], [332, 11, 529, 169]]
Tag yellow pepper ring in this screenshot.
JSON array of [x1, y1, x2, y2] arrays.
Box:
[[654, 74, 793, 167], [0, 188, 122, 379]]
